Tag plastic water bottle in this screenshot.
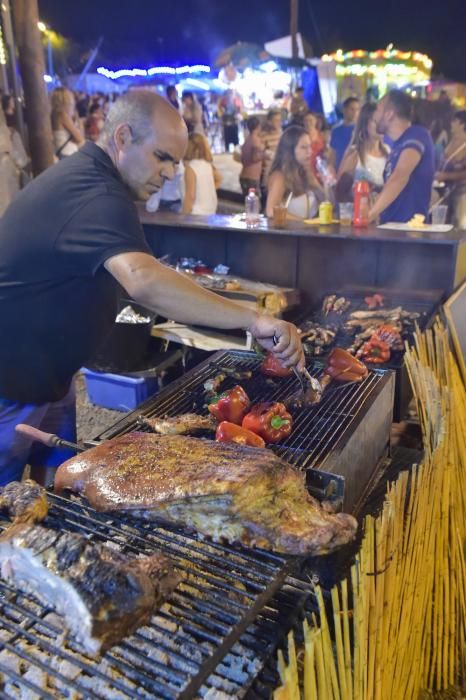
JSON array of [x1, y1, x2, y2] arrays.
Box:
[[245, 188, 260, 228], [315, 156, 336, 204], [316, 156, 337, 188]]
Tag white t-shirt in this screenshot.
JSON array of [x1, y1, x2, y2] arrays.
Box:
[[186, 159, 217, 215]]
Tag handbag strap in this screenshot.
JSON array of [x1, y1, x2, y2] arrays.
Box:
[[443, 141, 466, 169], [55, 135, 73, 158]]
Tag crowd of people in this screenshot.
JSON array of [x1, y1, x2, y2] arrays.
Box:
[[0, 82, 465, 227], [235, 89, 466, 227]]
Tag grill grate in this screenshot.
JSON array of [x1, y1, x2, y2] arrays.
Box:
[[299, 291, 437, 368], [92, 349, 389, 473], [0, 492, 291, 699], [199, 575, 312, 698]]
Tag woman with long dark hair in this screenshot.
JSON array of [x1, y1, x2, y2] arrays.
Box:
[[336, 102, 388, 201], [436, 111, 466, 228], [265, 126, 323, 220]]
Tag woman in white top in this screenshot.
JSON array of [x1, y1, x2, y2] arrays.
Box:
[[182, 133, 221, 215], [51, 87, 85, 159], [265, 126, 324, 221], [336, 102, 388, 201]]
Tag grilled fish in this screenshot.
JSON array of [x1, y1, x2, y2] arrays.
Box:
[[0, 524, 179, 655], [54, 433, 358, 556], [138, 413, 217, 435]]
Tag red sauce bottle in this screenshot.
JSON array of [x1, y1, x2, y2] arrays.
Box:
[[353, 179, 370, 227]]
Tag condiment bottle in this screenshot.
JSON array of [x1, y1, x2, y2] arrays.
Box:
[[353, 178, 370, 227]]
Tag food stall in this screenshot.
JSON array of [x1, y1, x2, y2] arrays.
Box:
[[0, 210, 464, 698], [321, 47, 433, 101]]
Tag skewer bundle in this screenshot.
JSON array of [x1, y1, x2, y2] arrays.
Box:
[[274, 319, 466, 699]]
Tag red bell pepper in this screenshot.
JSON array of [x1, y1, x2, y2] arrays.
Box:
[[215, 421, 265, 448], [358, 337, 391, 364], [325, 347, 368, 382], [208, 385, 250, 425], [364, 293, 384, 309], [242, 402, 293, 444], [260, 352, 293, 378]]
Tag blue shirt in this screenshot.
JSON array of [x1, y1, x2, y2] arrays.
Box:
[[330, 123, 354, 170], [380, 125, 435, 224]]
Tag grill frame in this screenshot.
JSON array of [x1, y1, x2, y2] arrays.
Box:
[[0, 492, 293, 700]]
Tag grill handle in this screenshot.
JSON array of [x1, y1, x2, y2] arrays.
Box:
[[15, 424, 84, 453]]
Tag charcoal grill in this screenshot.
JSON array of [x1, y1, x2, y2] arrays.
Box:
[[0, 492, 293, 700], [91, 349, 395, 514]]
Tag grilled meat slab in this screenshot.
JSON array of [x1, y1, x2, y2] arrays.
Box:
[[54, 433, 357, 556], [0, 524, 178, 655], [139, 413, 217, 435], [0, 480, 48, 524]]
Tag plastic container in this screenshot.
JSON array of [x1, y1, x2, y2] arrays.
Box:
[[245, 188, 260, 228], [353, 178, 370, 227], [81, 368, 158, 411], [316, 156, 337, 188]]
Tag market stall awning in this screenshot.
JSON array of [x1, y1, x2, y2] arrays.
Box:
[[214, 41, 271, 68]]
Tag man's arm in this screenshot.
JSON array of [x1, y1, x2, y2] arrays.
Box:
[[436, 169, 466, 183], [104, 252, 304, 367], [369, 148, 422, 222]]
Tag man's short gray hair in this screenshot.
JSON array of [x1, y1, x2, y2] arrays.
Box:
[[98, 90, 160, 146]]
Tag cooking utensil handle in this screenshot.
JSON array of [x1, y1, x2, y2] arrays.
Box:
[[15, 424, 83, 453], [274, 334, 321, 392]]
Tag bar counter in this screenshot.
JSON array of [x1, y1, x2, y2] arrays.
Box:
[[139, 205, 466, 304]]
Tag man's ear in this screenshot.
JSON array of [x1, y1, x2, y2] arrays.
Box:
[[113, 124, 132, 152]]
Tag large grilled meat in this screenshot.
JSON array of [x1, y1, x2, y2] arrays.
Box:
[[0, 524, 179, 655], [54, 433, 357, 556]]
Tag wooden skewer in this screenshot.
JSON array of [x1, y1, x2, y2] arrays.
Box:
[[274, 318, 466, 700]]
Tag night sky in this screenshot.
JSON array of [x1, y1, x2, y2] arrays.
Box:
[[39, 0, 466, 81]]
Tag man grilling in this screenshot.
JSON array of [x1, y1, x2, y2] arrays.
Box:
[[0, 91, 304, 484]]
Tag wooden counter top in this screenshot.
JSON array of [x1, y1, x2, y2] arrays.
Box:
[[138, 204, 466, 247]]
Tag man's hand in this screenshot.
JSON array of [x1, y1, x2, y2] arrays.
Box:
[[248, 316, 304, 369]]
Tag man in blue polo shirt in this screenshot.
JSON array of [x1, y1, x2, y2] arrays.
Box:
[[369, 90, 435, 224]]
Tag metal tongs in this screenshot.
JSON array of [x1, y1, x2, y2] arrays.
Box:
[[272, 334, 322, 394], [294, 365, 322, 394]]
